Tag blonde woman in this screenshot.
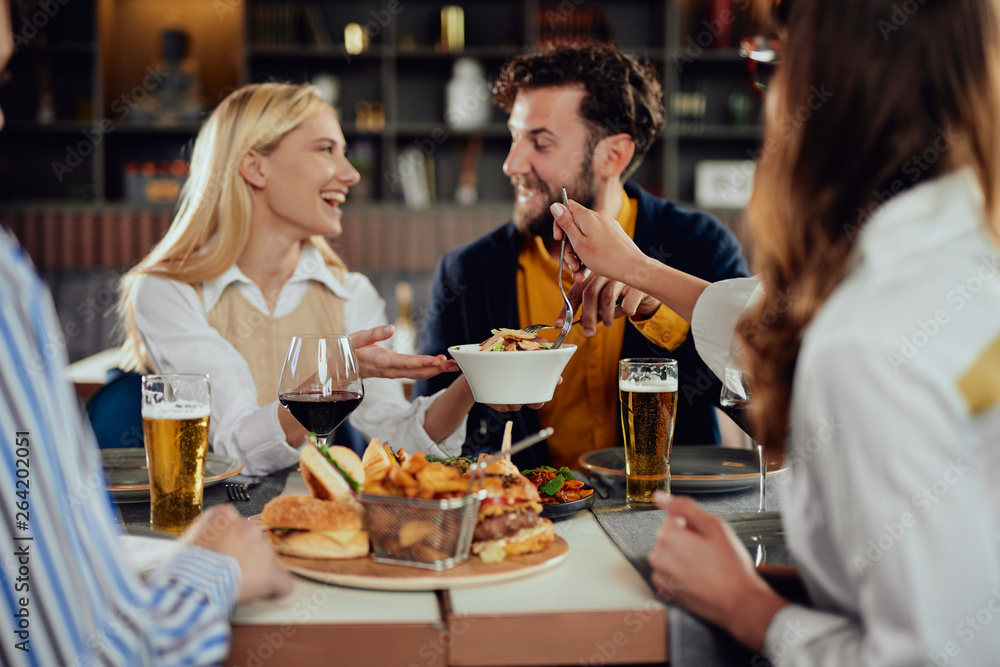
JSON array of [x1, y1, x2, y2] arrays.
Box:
[[120, 83, 531, 476]]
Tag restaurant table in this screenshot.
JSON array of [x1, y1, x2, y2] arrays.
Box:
[[116, 453, 788, 667]]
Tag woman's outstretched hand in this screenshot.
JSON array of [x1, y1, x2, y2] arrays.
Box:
[[349, 325, 460, 380]]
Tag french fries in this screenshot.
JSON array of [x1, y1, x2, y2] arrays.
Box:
[[398, 520, 436, 547], [363, 451, 469, 500], [361, 450, 476, 564]]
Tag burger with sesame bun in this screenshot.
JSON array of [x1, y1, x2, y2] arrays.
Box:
[[260, 495, 369, 559], [471, 463, 554, 563]]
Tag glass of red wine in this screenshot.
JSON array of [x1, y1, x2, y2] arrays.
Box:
[[720, 367, 766, 512], [278, 334, 364, 450]]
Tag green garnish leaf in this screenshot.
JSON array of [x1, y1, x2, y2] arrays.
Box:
[[539, 475, 565, 496], [319, 442, 360, 493], [556, 467, 576, 481], [522, 466, 557, 476], [492, 340, 504, 352]]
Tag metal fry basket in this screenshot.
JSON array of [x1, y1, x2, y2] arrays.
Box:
[[360, 490, 486, 570]]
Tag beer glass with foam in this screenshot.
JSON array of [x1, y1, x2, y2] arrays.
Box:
[[141, 374, 211, 535], [618, 359, 678, 508]]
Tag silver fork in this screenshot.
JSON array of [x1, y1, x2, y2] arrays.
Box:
[[521, 318, 582, 335], [551, 187, 575, 349], [225, 483, 250, 502]]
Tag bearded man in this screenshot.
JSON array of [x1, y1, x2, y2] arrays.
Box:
[[416, 44, 749, 469]]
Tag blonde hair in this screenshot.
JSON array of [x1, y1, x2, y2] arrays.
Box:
[[118, 83, 348, 372]]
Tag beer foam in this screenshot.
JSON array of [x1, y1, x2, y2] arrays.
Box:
[[619, 378, 678, 392], [142, 402, 211, 420]]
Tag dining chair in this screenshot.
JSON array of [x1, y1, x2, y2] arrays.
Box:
[[85, 370, 145, 448]]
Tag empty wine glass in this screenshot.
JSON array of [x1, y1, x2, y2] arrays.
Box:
[[278, 335, 364, 450], [719, 367, 766, 512]]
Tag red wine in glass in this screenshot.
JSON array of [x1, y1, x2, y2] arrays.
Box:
[[720, 368, 766, 512], [278, 335, 364, 447], [278, 391, 363, 439]]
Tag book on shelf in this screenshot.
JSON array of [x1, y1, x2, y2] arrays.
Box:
[[396, 147, 435, 209], [250, 2, 338, 48], [304, 3, 333, 47]]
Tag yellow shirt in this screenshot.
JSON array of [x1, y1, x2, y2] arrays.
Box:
[[516, 190, 690, 468]]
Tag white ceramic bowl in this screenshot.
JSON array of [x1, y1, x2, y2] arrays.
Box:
[[448, 344, 577, 405]]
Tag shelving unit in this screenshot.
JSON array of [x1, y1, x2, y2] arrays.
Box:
[[0, 0, 761, 212]]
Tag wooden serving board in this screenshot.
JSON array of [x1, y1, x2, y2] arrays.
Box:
[[249, 514, 569, 591], [277, 536, 569, 591]]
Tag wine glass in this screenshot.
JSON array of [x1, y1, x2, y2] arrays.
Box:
[[278, 335, 364, 450], [719, 367, 766, 512]]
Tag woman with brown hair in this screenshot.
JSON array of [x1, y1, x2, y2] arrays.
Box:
[[552, 0, 1000, 661]]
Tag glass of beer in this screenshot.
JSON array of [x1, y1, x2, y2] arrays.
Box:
[[619, 359, 678, 509], [141, 374, 211, 536]]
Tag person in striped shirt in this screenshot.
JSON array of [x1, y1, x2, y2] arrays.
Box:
[[0, 3, 293, 663]]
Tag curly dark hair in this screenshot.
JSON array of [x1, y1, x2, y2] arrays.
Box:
[[492, 43, 665, 180]]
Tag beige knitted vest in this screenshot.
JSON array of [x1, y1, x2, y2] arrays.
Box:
[[201, 279, 346, 406]]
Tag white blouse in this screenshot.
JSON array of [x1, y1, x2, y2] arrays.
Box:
[[133, 244, 465, 476], [691, 169, 1000, 665]]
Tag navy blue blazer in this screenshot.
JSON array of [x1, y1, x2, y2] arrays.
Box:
[[415, 181, 750, 469]]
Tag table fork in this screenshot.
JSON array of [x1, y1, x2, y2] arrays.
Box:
[[520, 318, 582, 335], [225, 483, 250, 502], [551, 187, 575, 349]]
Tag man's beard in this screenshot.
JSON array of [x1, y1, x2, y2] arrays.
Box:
[[511, 158, 598, 239]]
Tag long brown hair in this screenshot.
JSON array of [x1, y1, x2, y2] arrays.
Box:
[[741, 0, 1000, 449]]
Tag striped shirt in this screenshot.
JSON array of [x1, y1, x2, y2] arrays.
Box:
[[0, 229, 240, 666]]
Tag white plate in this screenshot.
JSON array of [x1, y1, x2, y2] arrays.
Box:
[[578, 446, 787, 493], [102, 449, 243, 503]]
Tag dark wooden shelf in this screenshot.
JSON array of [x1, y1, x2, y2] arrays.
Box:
[[2, 1, 761, 211], [669, 48, 745, 63], [109, 123, 204, 135], [247, 45, 386, 58], [17, 41, 96, 54], [392, 122, 510, 138], [391, 46, 523, 60], [668, 124, 764, 140], [4, 120, 98, 133]]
